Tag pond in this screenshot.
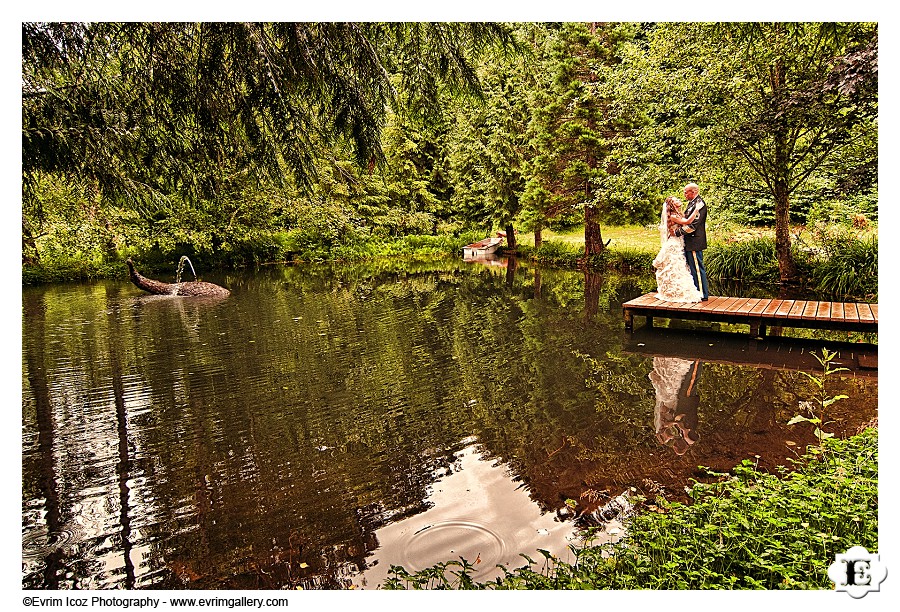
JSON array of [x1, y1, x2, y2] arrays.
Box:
[[22, 257, 877, 589]]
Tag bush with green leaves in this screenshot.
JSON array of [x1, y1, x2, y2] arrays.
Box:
[[705, 237, 781, 282], [808, 228, 877, 300], [806, 193, 878, 228]]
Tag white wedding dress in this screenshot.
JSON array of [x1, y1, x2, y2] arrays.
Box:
[[652, 233, 702, 303]]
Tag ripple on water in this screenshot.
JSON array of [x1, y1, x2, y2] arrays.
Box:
[[400, 520, 507, 578], [22, 527, 82, 559]]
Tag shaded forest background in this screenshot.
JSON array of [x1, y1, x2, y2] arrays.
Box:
[[22, 22, 877, 286]]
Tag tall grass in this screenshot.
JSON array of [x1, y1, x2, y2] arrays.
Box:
[[811, 233, 877, 300], [516, 241, 654, 274], [705, 237, 779, 282], [705, 233, 877, 300]]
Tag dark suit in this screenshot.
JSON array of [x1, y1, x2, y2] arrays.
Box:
[[682, 195, 708, 299]]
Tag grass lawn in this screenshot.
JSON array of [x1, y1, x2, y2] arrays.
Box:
[[513, 223, 875, 253], [515, 225, 662, 252]]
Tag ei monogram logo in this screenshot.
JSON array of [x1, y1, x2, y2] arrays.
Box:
[[827, 546, 887, 598]]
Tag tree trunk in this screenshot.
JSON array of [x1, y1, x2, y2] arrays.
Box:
[[770, 55, 798, 284], [23, 293, 62, 588], [583, 204, 605, 261], [22, 217, 40, 265], [583, 269, 602, 320], [534, 224, 543, 251], [505, 253, 518, 288], [504, 223, 517, 252], [774, 182, 797, 283]]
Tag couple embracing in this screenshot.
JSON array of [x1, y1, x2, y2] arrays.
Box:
[[652, 182, 709, 303]]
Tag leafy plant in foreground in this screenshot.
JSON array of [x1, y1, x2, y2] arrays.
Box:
[[788, 348, 849, 449]]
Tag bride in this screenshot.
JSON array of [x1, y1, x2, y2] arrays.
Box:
[[652, 196, 703, 303]]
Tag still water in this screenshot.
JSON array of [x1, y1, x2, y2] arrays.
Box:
[[22, 257, 877, 589]]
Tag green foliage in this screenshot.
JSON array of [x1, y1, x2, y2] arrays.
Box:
[[806, 193, 879, 228], [704, 232, 876, 299], [22, 22, 877, 290], [807, 228, 878, 299], [524, 241, 583, 268], [447, 30, 533, 230], [383, 428, 878, 589], [626, 23, 877, 281], [705, 237, 780, 282], [22, 22, 515, 208], [601, 247, 655, 274], [522, 22, 648, 254], [789, 349, 848, 448]]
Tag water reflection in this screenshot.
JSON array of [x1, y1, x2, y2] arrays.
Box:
[[353, 441, 581, 588], [650, 357, 701, 456], [21, 259, 877, 590]]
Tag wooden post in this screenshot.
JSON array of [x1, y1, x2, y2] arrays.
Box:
[[750, 319, 766, 338], [624, 310, 633, 331]]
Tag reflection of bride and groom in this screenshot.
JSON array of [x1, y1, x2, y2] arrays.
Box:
[[653, 182, 709, 303], [649, 356, 701, 455]]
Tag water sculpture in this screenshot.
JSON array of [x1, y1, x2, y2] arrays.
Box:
[[126, 257, 230, 297]]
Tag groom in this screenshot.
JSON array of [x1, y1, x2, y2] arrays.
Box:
[[682, 183, 709, 301]]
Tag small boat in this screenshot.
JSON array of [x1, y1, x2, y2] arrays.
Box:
[[462, 237, 503, 258]]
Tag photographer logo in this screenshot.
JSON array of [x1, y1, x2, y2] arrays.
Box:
[[828, 546, 887, 598]]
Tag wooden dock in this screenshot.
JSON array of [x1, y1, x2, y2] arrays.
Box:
[[623, 293, 877, 338]]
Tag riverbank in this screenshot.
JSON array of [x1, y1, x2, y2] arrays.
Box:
[[383, 426, 878, 590], [22, 224, 876, 301]]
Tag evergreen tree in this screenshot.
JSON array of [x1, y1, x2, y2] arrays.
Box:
[[448, 26, 536, 247], [522, 22, 643, 259]]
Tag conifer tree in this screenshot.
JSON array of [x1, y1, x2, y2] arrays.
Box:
[[522, 22, 641, 259]]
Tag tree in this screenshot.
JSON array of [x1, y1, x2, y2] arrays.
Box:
[[448, 26, 536, 247], [522, 22, 642, 260], [639, 23, 877, 283], [22, 22, 514, 210]]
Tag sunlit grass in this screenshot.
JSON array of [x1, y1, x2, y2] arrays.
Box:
[[515, 225, 661, 252]]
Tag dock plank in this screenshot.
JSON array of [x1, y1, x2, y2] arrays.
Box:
[[708, 297, 740, 312], [735, 298, 760, 314], [774, 300, 795, 317], [857, 303, 875, 323], [787, 300, 807, 319], [626, 294, 657, 307], [694, 296, 725, 311], [622, 293, 877, 336], [749, 299, 774, 315], [830, 302, 846, 323], [801, 301, 821, 320], [762, 300, 784, 316]]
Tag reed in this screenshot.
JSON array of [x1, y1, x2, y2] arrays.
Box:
[[704, 237, 779, 282], [811, 233, 877, 300]]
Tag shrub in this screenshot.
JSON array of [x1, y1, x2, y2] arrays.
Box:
[[809, 230, 877, 300], [806, 193, 878, 228]]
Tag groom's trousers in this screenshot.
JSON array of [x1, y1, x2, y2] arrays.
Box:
[[685, 249, 709, 299]]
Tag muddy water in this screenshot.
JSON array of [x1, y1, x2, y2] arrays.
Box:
[[21, 258, 877, 589]]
